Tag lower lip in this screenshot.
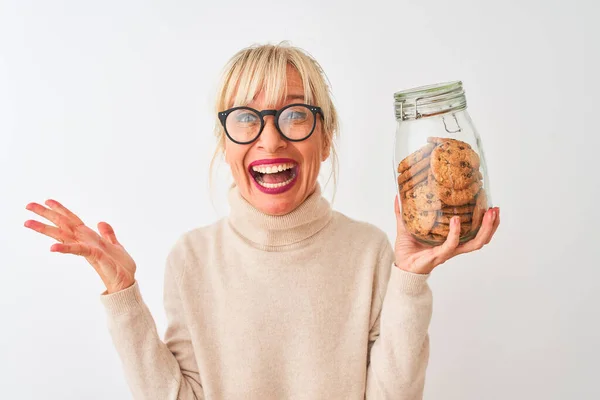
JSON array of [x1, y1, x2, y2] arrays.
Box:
[[250, 166, 299, 195]]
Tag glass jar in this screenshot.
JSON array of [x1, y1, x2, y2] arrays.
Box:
[[393, 81, 492, 246]]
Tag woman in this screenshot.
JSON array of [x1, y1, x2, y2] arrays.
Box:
[[24, 43, 500, 399]]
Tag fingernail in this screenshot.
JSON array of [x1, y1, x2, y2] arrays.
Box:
[[491, 209, 497, 221]]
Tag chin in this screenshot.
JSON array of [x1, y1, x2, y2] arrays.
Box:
[[258, 195, 298, 216]]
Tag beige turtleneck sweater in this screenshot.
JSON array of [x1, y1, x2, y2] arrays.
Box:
[[100, 185, 432, 400]]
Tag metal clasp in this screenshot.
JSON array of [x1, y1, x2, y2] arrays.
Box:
[[442, 113, 462, 133], [399, 97, 423, 120], [414, 97, 422, 119]]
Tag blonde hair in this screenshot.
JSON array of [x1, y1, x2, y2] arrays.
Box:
[[209, 41, 340, 197]]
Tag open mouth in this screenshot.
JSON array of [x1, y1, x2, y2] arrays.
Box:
[[248, 159, 299, 194]]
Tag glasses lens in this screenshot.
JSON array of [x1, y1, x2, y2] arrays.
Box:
[[278, 105, 315, 140], [226, 109, 261, 142]]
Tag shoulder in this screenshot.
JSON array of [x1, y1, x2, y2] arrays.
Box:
[[330, 211, 395, 297], [330, 210, 393, 259], [163, 218, 228, 278]]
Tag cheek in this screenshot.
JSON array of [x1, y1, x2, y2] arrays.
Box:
[[224, 142, 244, 166], [224, 144, 251, 182], [296, 141, 322, 166], [312, 123, 329, 159], [308, 128, 327, 161]]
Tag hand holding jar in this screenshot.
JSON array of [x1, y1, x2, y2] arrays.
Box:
[[392, 81, 500, 274]]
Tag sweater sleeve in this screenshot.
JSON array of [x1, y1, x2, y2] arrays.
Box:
[[365, 243, 433, 400], [99, 255, 203, 400]]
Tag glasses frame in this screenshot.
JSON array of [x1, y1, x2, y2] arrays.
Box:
[[218, 103, 323, 145]]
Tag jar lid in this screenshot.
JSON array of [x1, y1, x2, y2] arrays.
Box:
[[394, 81, 467, 121]]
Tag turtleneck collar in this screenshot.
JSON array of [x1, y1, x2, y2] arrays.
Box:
[[227, 184, 333, 249]]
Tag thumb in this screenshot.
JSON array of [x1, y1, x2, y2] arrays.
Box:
[[98, 222, 120, 246]]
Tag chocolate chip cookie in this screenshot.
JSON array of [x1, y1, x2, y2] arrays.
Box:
[[402, 205, 437, 236], [398, 156, 431, 185], [436, 213, 472, 224], [441, 204, 476, 214], [429, 171, 482, 206], [430, 143, 481, 190], [399, 168, 429, 193], [427, 137, 472, 148], [396, 137, 488, 244], [403, 180, 443, 210], [431, 221, 472, 236], [433, 140, 481, 169], [397, 143, 435, 174], [430, 160, 479, 189]]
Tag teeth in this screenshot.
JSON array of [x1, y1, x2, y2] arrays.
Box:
[[252, 163, 295, 174], [256, 175, 295, 189]]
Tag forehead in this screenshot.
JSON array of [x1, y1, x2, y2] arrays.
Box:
[[232, 64, 307, 109]]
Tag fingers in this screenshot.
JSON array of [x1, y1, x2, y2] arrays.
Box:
[[485, 207, 500, 244], [475, 207, 497, 245], [25, 202, 76, 230], [432, 216, 461, 263], [44, 199, 84, 226], [26, 200, 104, 246], [98, 222, 119, 246], [24, 219, 72, 243], [455, 207, 497, 255], [50, 242, 95, 258]]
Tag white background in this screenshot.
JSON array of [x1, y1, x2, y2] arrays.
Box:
[[1, 0, 598, 399]]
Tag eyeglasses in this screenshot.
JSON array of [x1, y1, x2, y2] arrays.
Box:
[[218, 103, 323, 145]]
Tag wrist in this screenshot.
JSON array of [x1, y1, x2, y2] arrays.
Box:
[[394, 262, 432, 275], [106, 279, 135, 294]]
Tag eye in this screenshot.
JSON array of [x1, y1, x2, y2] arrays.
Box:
[[235, 112, 258, 123], [290, 111, 306, 120], [282, 110, 308, 122]]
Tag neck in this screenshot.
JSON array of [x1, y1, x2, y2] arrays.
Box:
[[227, 184, 333, 249]]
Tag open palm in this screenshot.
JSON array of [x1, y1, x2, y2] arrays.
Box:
[[24, 199, 136, 293]]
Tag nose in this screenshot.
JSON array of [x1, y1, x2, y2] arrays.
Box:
[[256, 116, 287, 153]]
